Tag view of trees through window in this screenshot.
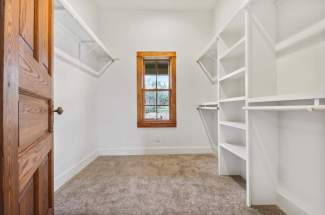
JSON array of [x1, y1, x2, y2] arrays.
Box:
[[144, 60, 170, 120]]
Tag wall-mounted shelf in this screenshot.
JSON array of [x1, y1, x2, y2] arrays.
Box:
[[244, 105, 325, 112], [54, 0, 116, 77], [247, 94, 325, 103], [219, 121, 246, 130], [220, 142, 247, 160], [220, 96, 246, 103], [219, 37, 246, 61], [245, 94, 325, 112], [196, 36, 219, 84], [219, 67, 245, 82], [276, 18, 325, 53]]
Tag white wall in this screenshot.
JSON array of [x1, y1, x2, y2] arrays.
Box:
[[213, 0, 245, 34], [54, 0, 100, 190], [96, 9, 217, 155], [64, 0, 99, 34]]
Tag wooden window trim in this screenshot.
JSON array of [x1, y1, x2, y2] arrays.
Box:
[[137, 51, 177, 128]]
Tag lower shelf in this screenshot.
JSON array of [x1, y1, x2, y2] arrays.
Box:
[[219, 121, 246, 130], [220, 142, 247, 160]]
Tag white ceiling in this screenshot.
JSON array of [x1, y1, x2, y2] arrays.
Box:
[[95, 0, 217, 11]]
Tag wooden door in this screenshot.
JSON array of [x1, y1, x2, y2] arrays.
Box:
[[0, 0, 54, 214]]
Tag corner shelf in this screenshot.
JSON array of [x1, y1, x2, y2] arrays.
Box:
[[220, 142, 247, 160], [54, 0, 116, 77]]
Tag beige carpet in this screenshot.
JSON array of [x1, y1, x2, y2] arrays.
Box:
[[55, 154, 285, 215]]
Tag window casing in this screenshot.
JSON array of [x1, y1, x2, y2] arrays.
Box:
[[137, 52, 177, 128]]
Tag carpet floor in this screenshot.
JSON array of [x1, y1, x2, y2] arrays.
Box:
[[55, 154, 285, 215]]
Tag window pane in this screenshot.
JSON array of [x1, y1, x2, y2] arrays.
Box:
[[157, 61, 169, 75], [157, 75, 169, 89], [145, 106, 156, 120], [157, 61, 169, 89], [157, 91, 169, 105], [144, 62, 156, 89], [157, 106, 170, 120], [145, 91, 156, 105]]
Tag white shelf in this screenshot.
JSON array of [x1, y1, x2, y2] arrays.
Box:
[[243, 105, 325, 112], [248, 94, 325, 103], [219, 96, 246, 103], [219, 67, 245, 82], [196, 35, 219, 84], [199, 101, 219, 106], [220, 142, 247, 160], [219, 37, 246, 61], [219, 121, 246, 130], [197, 107, 219, 110], [276, 18, 325, 53], [55, 0, 116, 77]]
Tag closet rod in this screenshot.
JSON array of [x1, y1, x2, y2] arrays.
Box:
[[243, 105, 325, 112], [197, 107, 219, 110]]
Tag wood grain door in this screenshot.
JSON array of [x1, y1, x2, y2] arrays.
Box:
[[0, 0, 55, 214]]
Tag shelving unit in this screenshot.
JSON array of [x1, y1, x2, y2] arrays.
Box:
[[196, 0, 325, 212], [54, 0, 116, 77], [217, 0, 250, 207], [196, 36, 219, 83]]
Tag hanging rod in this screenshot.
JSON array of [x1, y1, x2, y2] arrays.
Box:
[[243, 105, 325, 112], [197, 104, 219, 111]]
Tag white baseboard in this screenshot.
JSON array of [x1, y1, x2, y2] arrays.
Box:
[[98, 146, 214, 156], [277, 189, 310, 215], [54, 151, 98, 191]]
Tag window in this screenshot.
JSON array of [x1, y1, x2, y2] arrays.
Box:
[[137, 52, 177, 128]]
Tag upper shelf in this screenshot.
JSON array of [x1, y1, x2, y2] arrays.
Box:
[[219, 10, 246, 49], [54, 0, 116, 77], [248, 94, 325, 103], [196, 36, 219, 84], [276, 18, 325, 53]]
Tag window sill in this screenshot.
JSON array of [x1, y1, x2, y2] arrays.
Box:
[[137, 120, 177, 128]]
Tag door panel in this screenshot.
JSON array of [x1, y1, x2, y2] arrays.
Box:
[[19, 37, 52, 99], [35, 157, 50, 215], [37, 0, 50, 69], [19, 179, 35, 215], [19, 95, 49, 152], [19, 0, 35, 50], [18, 133, 52, 193]]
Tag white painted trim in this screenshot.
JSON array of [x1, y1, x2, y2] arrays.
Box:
[[97, 147, 213, 156], [54, 151, 98, 191], [277, 189, 310, 215]]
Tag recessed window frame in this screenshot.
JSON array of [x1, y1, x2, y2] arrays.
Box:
[[137, 51, 177, 128]]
